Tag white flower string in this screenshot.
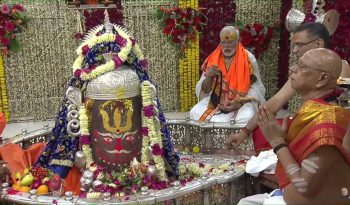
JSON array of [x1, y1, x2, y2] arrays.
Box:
[[140, 81, 167, 181], [72, 26, 147, 82]]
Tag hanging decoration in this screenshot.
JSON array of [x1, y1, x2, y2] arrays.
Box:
[[0, 3, 28, 55], [177, 0, 201, 111], [277, 0, 292, 89], [74, 2, 123, 40], [154, 6, 206, 51], [0, 54, 9, 121], [238, 22, 274, 59], [68, 0, 116, 6]]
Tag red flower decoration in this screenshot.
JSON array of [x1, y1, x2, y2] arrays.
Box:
[[74, 32, 84, 40], [130, 38, 136, 46], [139, 59, 149, 70], [5, 21, 15, 32], [143, 105, 154, 117], [13, 4, 25, 12], [303, 12, 317, 23], [156, 6, 206, 51], [0, 3, 27, 55], [0, 37, 10, 46], [82, 45, 89, 56], [0, 27, 5, 36], [112, 56, 123, 67], [74, 69, 82, 78], [115, 34, 126, 47], [239, 23, 274, 58], [0, 4, 10, 14], [141, 127, 149, 136], [151, 143, 163, 156]]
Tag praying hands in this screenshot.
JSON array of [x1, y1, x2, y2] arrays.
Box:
[[257, 106, 289, 149]]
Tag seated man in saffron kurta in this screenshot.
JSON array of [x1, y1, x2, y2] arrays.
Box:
[[190, 26, 266, 124], [239, 48, 350, 205]]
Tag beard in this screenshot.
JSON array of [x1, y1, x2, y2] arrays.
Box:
[[222, 48, 235, 57]]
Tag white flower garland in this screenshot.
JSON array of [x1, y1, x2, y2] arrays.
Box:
[[79, 105, 93, 168], [72, 26, 147, 82], [140, 81, 167, 181]]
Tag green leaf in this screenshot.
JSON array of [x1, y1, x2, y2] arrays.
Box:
[[235, 21, 244, 29], [9, 38, 20, 52]]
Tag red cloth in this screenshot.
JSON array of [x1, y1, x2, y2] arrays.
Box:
[[64, 166, 81, 195], [0, 142, 81, 194], [252, 127, 272, 153], [0, 112, 6, 135], [252, 119, 285, 153], [0, 143, 46, 181]]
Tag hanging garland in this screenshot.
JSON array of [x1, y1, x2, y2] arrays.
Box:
[[154, 6, 206, 51], [0, 53, 9, 121], [0, 3, 28, 55], [238, 22, 274, 59], [277, 0, 292, 89], [178, 0, 200, 111]]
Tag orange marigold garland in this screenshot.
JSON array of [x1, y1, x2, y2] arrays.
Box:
[[178, 0, 200, 111]]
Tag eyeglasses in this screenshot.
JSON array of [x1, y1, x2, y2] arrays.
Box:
[[292, 38, 319, 49], [289, 62, 329, 74]]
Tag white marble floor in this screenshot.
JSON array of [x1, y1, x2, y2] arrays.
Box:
[[1, 110, 289, 139]]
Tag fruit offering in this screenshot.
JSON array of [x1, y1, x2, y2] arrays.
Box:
[[12, 166, 63, 195]]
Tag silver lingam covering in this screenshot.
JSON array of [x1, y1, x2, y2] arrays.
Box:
[[85, 65, 140, 100], [285, 8, 339, 35]]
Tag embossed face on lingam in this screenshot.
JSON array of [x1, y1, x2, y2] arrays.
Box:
[[90, 97, 142, 170]]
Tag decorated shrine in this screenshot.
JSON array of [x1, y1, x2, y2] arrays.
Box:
[[0, 0, 349, 204]]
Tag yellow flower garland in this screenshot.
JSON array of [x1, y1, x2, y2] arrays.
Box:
[[178, 0, 200, 112], [0, 54, 9, 121]]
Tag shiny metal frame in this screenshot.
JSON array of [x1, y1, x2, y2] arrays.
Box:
[[0, 119, 252, 204]]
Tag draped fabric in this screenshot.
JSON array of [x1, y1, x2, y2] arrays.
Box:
[[275, 99, 350, 189]]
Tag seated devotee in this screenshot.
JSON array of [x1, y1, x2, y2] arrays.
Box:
[[226, 22, 330, 151], [239, 48, 350, 205], [189, 26, 266, 124]]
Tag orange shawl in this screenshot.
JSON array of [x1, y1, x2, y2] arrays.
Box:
[[201, 43, 252, 95], [275, 99, 350, 189], [0, 143, 82, 195]]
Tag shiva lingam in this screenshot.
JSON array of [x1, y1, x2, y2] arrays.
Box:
[[84, 52, 143, 171]]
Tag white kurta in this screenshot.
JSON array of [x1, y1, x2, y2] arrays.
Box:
[[189, 50, 266, 125]]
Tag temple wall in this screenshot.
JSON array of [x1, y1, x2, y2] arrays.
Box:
[[3, 0, 78, 121], [236, 0, 281, 99], [2, 0, 298, 121]]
